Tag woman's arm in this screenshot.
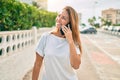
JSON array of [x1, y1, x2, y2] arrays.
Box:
[[32, 52, 43, 80], [69, 40, 81, 69], [62, 26, 81, 69]]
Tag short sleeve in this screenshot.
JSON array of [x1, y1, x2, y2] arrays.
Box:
[[35, 33, 48, 57]]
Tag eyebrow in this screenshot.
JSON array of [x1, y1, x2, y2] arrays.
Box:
[[58, 12, 69, 20], [62, 14, 69, 19], [58, 13, 68, 18]]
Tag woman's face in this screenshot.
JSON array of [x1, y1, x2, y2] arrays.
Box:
[[56, 10, 70, 29]]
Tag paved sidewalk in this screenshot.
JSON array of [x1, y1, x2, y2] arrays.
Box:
[[82, 34, 120, 80], [98, 29, 120, 37], [0, 45, 36, 80], [76, 44, 100, 80]]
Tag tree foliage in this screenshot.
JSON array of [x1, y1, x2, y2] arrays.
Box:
[[88, 16, 100, 28], [0, 0, 57, 31], [99, 17, 112, 26]]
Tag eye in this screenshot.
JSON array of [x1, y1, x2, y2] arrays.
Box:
[[62, 16, 67, 20]]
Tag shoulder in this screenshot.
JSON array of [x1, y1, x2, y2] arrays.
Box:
[[37, 32, 50, 45], [40, 32, 50, 38], [42, 32, 50, 36]]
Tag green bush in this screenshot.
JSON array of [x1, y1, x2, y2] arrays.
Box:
[[0, 0, 57, 31], [113, 24, 120, 26]]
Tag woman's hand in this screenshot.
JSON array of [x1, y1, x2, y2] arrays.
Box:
[[62, 26, 81, 69], [62, 26, 73, 44]]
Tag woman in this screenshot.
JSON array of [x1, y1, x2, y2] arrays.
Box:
[[32, 6, 82, 80]]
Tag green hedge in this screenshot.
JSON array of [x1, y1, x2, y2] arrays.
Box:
[[0, 0, 57, 31], [113, 24, 120, 26]]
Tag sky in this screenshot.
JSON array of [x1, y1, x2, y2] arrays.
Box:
[[47, 0, 120, 25]]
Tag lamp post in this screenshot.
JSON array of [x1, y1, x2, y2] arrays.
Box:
[[93, 1, 98, 17]]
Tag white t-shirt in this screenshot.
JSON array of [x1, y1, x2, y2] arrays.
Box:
[[35, 32, 80, 80]]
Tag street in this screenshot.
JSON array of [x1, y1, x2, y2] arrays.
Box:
[[80, 31, 120, 80], [83, 31, 120, 64]]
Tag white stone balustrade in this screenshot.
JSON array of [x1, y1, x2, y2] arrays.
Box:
[[0, 27, 37, 57], [0, 27, 52, 57]]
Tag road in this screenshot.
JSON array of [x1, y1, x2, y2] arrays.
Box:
[[85, 31, 120, 64], [81, 31, 120, 80]]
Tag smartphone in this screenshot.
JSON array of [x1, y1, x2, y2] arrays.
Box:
[[60, 23, 71, 35]]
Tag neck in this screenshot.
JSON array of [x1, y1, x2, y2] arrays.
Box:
[[51, 27, 65, 38]]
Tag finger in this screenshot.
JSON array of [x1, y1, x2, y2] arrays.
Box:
[[64, 26, 71, 33], [62, 26, 67, 33], [63, 26, 69, 31]]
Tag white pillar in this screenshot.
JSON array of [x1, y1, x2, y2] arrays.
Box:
[[32, 26, 37, 44]]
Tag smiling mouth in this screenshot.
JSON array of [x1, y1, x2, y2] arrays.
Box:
[[56, 23, 62, 26]]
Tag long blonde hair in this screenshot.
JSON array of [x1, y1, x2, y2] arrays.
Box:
[[63, 6, 82, 53]]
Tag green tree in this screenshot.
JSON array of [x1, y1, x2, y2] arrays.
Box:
[[0, 0, 57, 31], [88, 16, 100, 28], [99, 17, 112, 26]]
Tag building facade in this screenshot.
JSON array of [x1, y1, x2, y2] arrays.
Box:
[[33, 0, 48, 10], [18, 0, 33, 4], [18, 0, 48, 10], [102, 8, 120, 25]]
